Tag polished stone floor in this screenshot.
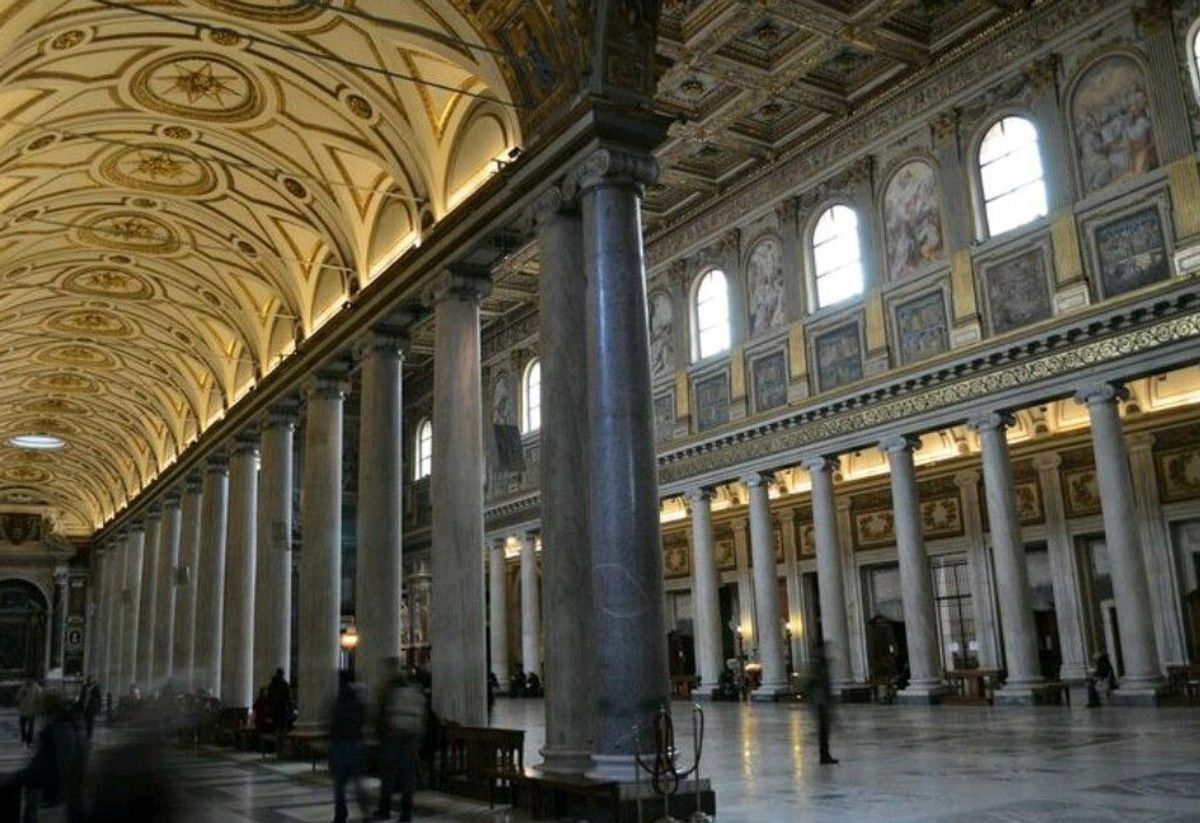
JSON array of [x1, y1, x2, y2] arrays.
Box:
[[3, 700, 1199, 821]]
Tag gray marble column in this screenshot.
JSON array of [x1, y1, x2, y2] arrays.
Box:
[[194, 456, 230, 695], [1032, 453, 1089, 684], [222, 435, 259, 710], [96, 543, 115, 693], [296, 376, 346, 730], [743, 473, 788, 697], [255, 407, 295, 690], [105, 535, 127, 697], [969, 413, 1046, 699], [174, 474, 203, 687], [954, 470, 1001, 670], [1077, 385, 1163, 695], [579, 145, 670, 782], [122, 525, 145, 690], [804, 456, 853, 689], [137, 508, 161, 688], [779, 509, 808, 669], [519, 531, 541, 675], [880, 436, 947, 702], [488, 540, 510, 688], [154, 492, 182, 686], [355, 329, 405, 697], [429, 268, 489, 727], [687, 488, 722, 692], [535, 190, 594, 774]]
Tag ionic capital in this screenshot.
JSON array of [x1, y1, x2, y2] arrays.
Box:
[[1074, 382, 1128, 408], [576, 146, 659, 194], [953, 469, 980, 490], [685, 486, 713, 508], [1031, 452, 1062, 472], [354, 325, 408, 363], [184, 471, 203, 495], [262, 403, 298, 432], [740, 471, 773, 490], [966, 411, 1015, 434], [230, 430, 260, 457], [145, 502, 163, 522], [878, 434, 921, 455], [305, 371, 349, 402], [802, 455, 840, 476], [163, 489, 182, 510], [1125, 430, 1156, 453], [426, 264, 492, 306], [205, 452, 230, 474]]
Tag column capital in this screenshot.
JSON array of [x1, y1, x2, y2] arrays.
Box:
[[305, 372, 349, 401], [774, 507, 798, 527], [740, 471, 773, 490], [163, 489, 182, 510], [1126, 430, 1156, 453], [129, 521, 146, 536], [802, 455, 840, 475], [685, 485, 715, 505], [576, 145, 659, 194], [230, 430, 260, 457], [1074, 382, 1129, 407], [184, 471, 203, 495], [952, 469, 980, 490], [426, 264, 492, 305], [1031, 451, 1062, 472], [145, 502, 163, 522], [878, 434, 921, 455], [966, 411, 1015, 433], [354, 325, 409, 362], [529, 182, 580, 227], [204, 452, 230, 475], [262, 403, 298, 431]]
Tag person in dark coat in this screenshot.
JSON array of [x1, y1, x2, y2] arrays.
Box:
[[329, 670, 370, 823], [79, 678, 102, 740], [23, 693, 86, 822], [808, 644, 838, 765], [267, 669, 292, 735]]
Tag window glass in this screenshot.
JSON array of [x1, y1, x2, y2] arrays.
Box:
[[812, 205, 865, 308], [979, 116, 1047, 236], [694, 269, 731, 360], [415, 419, 432, 480], [523, 360, 541, 433]]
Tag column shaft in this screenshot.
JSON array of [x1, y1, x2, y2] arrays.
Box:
[[222, 441, 259, 710], [174, 476, 203, 687], [806, 457, 853, 687], [971, 414, 1045, 695], [1079, 386, 1162, 691], [744, 475, 787, 695], [580, 147, 669, 781], [688, 489, 722, 691], [105, 536, 127, 697], [122, 528, 145, 690], [519, 533, 541, 674], [255, 412, 295, 689], [430, 271, 489, 727], [137, 513, 160, 687], [536, 195, 594, 774], [296, 379, 345, 729], [881, 437, 946, 700], [488, 542, 510, 688], [356, 335, 404, 695], [1033, 453, 1089, 683], [154, 497, 182, 685], [194, 459, 230, 695]]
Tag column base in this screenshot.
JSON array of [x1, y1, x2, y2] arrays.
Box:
[[835, 684, 874, 703], [750, 683, 794, 703], [895, 681, 953, 705], [992, 682, 1062, 706], [537, 746, 594, 776], [1111, 677, 1164, 706], [522, 775, 715, 823]]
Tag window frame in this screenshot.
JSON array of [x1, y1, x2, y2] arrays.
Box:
[[806, 201, 867, 313], [522, 358, 542, 434], [972, 113, 1049, 240], [414, 418, 433, 480], [690, 267, 732, 362]]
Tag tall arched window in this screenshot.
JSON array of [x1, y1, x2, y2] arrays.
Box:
[[811, 204, 865, 309], [414, 419, 433, 480], [978, 116, 1047, 236], [523, 359, 541, 433], [693, 268, 731, 361]]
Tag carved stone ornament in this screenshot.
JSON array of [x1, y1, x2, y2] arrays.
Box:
[[576, 146, 659, 193]]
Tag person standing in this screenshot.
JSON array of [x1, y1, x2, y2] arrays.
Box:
[[79, 677, 102, 740], [374, 658, 426, 822], [329, 670, 370, 823], [808, 644, 838, 765], [16, 679, 41, 748], [267, 668, 292, 736]]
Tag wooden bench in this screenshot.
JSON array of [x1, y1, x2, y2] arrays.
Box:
[[437, 724, 524, 807], [519, 770, 618, 821]]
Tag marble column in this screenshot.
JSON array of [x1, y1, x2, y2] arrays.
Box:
[[137, 508, 161, 688], [969, 413, 1046, 701], [194, 456, 230, 695], [805, 456, 853, 690], [429, 267, 489, 727], [743, 474, 788, 698], [535, 190, 594, 774], [954, 470, 1001, 670], [222, 435, 259, 710], [255, 407, 295, 690], [154, 492, 182, 686], [778, 509, 808, 669], [174, 474, 203, 687], [356, 330, 405, 696], [519, 531, 541, 675], [122, 525, 146, 690], [1077, 385, 1163, 696], [687, 488, 722, 693], [296, 375, 345, 730], [579, 145, 670, 782], [488, 540, 510, 688], [105, 535, 127, 697], [1032, 453, 1089, 683], [880, 436, 947, 702], [96, 543, 115, 693]]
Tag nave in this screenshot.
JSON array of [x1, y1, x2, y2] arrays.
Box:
[[3, 702, 1199, 823]]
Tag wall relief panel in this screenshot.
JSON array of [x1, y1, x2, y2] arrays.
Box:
[[694, 371, 731, 431], [982, 248, 1053, 334], [654, 391, 676, 443], [894, 290, 949, 365], [750, 349, 788, 413], [883, 160, 945, 281], [1093, 206, 1170, 298], [649, 289, 675, 380], [746, 237, 786, 337], [1156, 445, 1200, 502], [1071, 55, 1158, 196], [813, 321, 863, 393]]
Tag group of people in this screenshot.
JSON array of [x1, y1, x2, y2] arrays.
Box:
[[251, 668, 296, 738], [506, 667, 542, 698]]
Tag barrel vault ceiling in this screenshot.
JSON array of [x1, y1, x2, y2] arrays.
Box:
[[0, 0, 521, 535]]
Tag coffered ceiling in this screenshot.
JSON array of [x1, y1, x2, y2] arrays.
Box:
[[0, 0, 520, 534]]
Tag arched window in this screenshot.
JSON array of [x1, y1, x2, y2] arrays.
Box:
[[414, 419, 433, 480], [811, 205, 865, 309], [523, 359, 541, 433], [978, 116, 1047, 236], [693, 269, 731, 361]]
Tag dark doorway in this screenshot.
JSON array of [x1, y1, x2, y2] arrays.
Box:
[[0, 579, 48, 684]]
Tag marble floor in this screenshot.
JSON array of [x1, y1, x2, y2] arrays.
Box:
[[3, 700, 1199, 822]]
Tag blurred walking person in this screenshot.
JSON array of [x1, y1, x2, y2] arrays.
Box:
[[808, 644, 838, 765], [374, 658, 426, 821], [16, 680, 41, 748], [329, 670, 370, 823]]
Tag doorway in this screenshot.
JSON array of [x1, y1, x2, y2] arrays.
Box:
[[0, 579, 48, 684]]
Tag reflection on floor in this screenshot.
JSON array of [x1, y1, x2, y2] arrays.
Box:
[[3, 700, 1200, 821]]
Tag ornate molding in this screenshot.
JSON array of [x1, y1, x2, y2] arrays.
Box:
[[966, 411, 1016, 433]]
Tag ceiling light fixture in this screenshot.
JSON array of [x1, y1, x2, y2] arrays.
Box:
[[7, 434, 66, 450]]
